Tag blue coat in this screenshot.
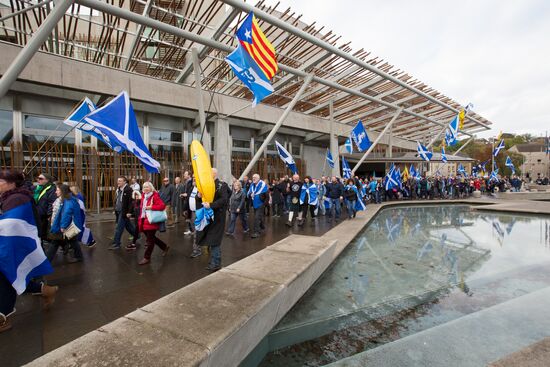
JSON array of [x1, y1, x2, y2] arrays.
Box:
[[50, 197, 84, 234]]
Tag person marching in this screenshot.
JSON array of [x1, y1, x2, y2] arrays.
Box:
[[248, 174, 268, 238], [226, 180, 249, 236], [298, 176, 318, 226], [285, 174, 302, 227], [343, 179, 359, 219], [137, 182, 170, 265]]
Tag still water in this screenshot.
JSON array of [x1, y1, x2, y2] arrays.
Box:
[[256, 205, 550, 367]]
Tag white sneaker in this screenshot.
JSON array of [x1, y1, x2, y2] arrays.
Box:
[[184, 230, 192, 235]]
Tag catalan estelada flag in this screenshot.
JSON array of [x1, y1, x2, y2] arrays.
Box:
[[236, 12, 278, 80]]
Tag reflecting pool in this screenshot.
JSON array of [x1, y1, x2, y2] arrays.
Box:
[[252, 205, 550, 367]]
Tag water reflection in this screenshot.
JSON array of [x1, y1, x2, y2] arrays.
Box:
[[259, 205, 550, 367]]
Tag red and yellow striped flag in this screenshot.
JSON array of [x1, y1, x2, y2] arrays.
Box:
[[236, 12, 278, 80]]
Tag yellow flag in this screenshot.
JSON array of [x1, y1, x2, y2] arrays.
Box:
[[458, 109, 465, 130], [402, 165, 409, 181], [497, 131, 503, 140]]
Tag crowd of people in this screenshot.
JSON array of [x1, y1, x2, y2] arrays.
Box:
[[0, 165, 533, 333]]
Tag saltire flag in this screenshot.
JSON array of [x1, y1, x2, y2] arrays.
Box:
[[0, 202, 53, 295], [505, 156, 515, 174], [393, 168, 403, 190], [457, 164, 467, 176], [75, 193, 94, 245], [355, 188, 367, 212], [342, 156, 352, 179], [248, 180, 269, 209], [493, 139, 505, 157], [225, 43, 274, 106], [73, 91, 160, 173], [417, 241, 433, 261], [506, 218, 516, 235], [458, 103, 474, 130], [385, 215, 402, 245], [300, 182, 319, 206], [351, 120, 371, 152], [64, 97, 96, 127], [444, 128, 454, 147], [472, 165, 479, 177], [384, 165, 399, 190], [345, 137, 353, 154], [410, 164, 420, 180], [236, 12, 278, 80], [195, 207, 214, 231], [490, 169, 499, 183], [275, 141, 297, 174], [417, 141, 433, 161], [326, 149, 335, 169], [441, 147, 448, 163], [447, 115, 459, 146]]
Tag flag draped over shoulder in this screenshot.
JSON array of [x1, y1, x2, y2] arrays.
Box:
[[351, 120, 371, 152], [417, 142, 433, 161], [70, 91, 160, 173], [0, 202, 53, 295], [275, 141, 297, 174], [236, 12, 278, 80], [300, 182, 318, 206], [326, 149, 335, 169], [247, 180, 268, 209], [342, 156, 352, 179]]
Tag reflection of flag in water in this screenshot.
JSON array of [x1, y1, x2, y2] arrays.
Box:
[[492, 220, 505, 238], [225, 43, 274, 106], [74, 91, 160, 172], [416, 241, 433, 261], [275, 141, 297, 174], [385, 215, 403, 245], [411, 222, 422, 237], [195, 207, 214, 231], [506, 217, 516, 235], [439, 233, 448, 249], [0, 202, 53, 294]]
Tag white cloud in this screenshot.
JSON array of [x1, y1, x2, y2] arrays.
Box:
[[273, 0, 550, 138]]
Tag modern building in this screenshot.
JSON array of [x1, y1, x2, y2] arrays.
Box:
[[0, 0, 492, 209], [509, 143, 550, 181]]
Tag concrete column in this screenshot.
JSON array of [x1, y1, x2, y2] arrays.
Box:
[[12, 95, 23, 170], [388, 124, 393, 158], [329, 100, 340, 177], [213, 116, 232, 184]]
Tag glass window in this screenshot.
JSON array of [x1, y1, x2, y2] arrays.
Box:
[[150, 144, 183, 154], [292, 145, 301, 156], [232, 139, 250, 149], [0, 110, 13, 145], [24, 115, 69, 131], [23, 133, 75, 146], [149, 129, 182, 142]]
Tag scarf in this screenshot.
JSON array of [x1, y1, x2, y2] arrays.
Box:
[[141, 192, 153, 219]]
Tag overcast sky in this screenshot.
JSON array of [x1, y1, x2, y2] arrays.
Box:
[[275, 0, 550, 138]]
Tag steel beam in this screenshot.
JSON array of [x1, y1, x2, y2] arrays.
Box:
[[0, 0, 54, 23], [351, 108, 403, 174], [238, 74, 313, 180], [333, 85, 405, 119], [192, 47, 211, 152], [123, 0, 153, 71], [0, 0, 73, 100], [221, 0, 491, 131], [455, 136, 474, 154]]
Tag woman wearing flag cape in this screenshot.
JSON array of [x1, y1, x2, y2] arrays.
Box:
[[298, 176, 318, 226], [0, 170, 58, 333]]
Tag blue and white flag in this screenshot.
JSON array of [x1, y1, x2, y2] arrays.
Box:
[[247, 180, 268, 209], [300, 182, 319, 206], [74, 91, 160, 173], [75, 193, 94, 245], [489, 169, 499, 183], [384, 165, 399, 190], [0, 202, 53, 295], [64, 97, 96, 127], [225, 42, 274, 106], [345, 137, 353, 154], [505, 156, 515, 174], [441, 147, 448, 163], [355, 188, 367, 211], [417, 241, 433, 261], [393, 168, 403, 190], [410, 164, 420, 180], [351, 120, 371, 152], [275, 141, 297, 174], [447, 115, 459, 146], [326, 149, 335, 169], [195, 207, 214, 231], [342, 156, 352, 179], [493, 139, 505, 157], [457, 163, 467, 176], [417, 141, 433, 161]]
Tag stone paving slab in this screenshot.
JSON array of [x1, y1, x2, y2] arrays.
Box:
[[488, 337, 550, 367], [473, 200, 550, 215]]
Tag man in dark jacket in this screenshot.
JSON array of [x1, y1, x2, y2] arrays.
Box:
[[110, 176, 135, 250], [159, 177, 175, 226], [325, 176, 344, 221], [173, 176, 184, 223], [196, 168, 229, 272], [285, 174, 302, 226], [34, 173, 56, 243]]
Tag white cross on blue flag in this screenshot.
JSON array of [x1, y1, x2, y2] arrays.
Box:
[[417, 142, 433, 161], [342, 156, 352, 179], [275, 141, 297, 174], [326, 149, 335, 169]]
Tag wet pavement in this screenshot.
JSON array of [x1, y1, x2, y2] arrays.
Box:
[[0, 213, 336, 367]]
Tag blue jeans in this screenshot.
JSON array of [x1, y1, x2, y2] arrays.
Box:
[[113, 211, 136, 246], [209, 245, 221, 268], [329, 198, 341, 219], [345, 199, 356, 218], [227, 211, 249, 233]]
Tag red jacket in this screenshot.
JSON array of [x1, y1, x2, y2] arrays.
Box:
[[138, 191, 166, 232]]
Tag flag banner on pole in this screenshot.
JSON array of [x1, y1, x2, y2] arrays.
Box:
[[410, 164, 420, 180], [345, 137, 353, 154], [225, 43, 274, 107], [275, 141, 297, 174], [64, 97, 96, 127], [458, 103, 473, 130], [76, 91, 160, 173], [342, 156, 352, 179], [493, 139, 505, 157], [490, 169, 499, 182], [505, 156, 515, 174], [351, 120, 371, 152], [236, 12, 278, 80], [457, 164, 467, 176], [326, 149, 335, 169], [441, 146, 448, 163], [384, 164, 399, 190], [402, 165, 410, 181], [417, 141, 433, 161], [447, 115, 459, 146], [0, 202, 53, 295]]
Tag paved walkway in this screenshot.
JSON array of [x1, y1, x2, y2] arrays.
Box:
[[0, 213, 335, 367], [473, 200, 550, 215]]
